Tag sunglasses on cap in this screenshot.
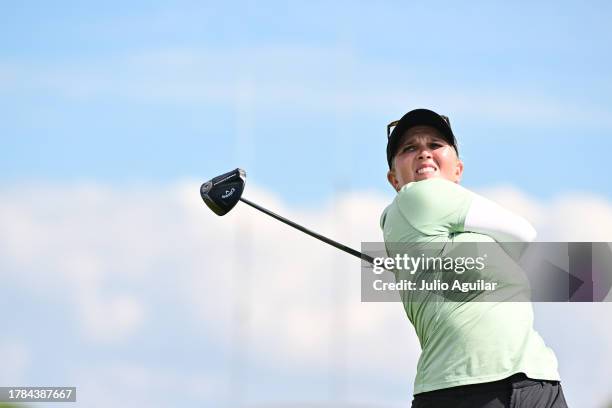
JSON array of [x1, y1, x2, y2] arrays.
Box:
[[386, 115, 451, 138]]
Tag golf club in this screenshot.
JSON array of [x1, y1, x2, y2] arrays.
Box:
[[200, 168, 375, 264]]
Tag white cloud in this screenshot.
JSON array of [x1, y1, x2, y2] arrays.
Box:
[[479, 186, 612, 242], [74, 361, 220, 408], [76, 291, 146, 343], [1, 181, 612, 406]]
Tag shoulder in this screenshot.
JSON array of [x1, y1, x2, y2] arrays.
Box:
[[394, 178, 474, 227], [397, 178, 471, 206]]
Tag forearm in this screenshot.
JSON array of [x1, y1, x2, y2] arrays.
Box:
[[463, 194, 536, 260], [464, 195, 537, 243]]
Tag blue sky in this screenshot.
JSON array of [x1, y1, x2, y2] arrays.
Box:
[[2, 2, 612, 407], [2, 1, 612, 206]]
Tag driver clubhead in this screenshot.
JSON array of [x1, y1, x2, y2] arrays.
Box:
[[200, 168, 246, 216]]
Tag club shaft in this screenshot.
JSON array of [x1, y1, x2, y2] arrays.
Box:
[[239, 197, 375, 264]]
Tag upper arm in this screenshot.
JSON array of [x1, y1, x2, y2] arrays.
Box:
[[395, 179, 474, 236]]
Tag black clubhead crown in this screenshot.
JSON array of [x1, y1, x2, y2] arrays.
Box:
[[200, 168, 246, 216]]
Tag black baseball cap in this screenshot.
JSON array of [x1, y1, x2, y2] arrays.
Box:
[[386, 108, 458, 168]]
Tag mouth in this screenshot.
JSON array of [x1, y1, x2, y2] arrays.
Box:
[[416, 165, 437, 176]]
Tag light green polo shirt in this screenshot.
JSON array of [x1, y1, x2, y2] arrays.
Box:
[[380, 178, 560, 394]]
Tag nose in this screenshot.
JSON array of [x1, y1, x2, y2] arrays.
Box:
[[417, 147, 433, 160]]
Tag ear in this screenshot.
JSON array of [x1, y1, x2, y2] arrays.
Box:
[[454, 159, 464, 183], [387, 169, 400, 191]]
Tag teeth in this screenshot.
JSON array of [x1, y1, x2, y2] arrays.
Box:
[[417, 167, 436, 174]]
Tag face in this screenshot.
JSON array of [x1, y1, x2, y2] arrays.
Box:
[[387, 125, 463, 191]]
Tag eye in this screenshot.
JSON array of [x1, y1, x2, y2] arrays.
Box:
[[401, 145, 415, 153], [429, 142, 443, 149]]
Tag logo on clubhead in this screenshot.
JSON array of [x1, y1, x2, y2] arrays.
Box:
[[222, 187, 236, 199]]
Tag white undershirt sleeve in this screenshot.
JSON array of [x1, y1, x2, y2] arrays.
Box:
[[464, 194, 537, 259], [464, 195, 537, 242]]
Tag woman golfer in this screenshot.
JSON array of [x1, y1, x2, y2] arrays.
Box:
[[381, 109, 568, 408]]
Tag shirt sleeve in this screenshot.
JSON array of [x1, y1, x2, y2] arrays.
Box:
[[394, 178, 474, 236], [395, 178, 537, 244]]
